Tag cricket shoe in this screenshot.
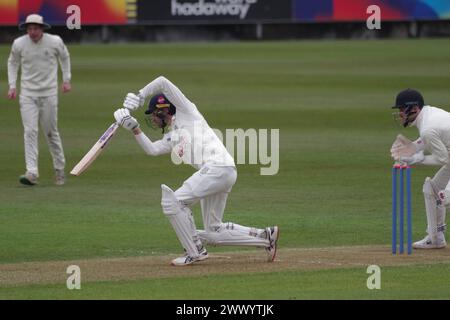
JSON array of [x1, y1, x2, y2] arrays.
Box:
[[171, 247, 209, 266], [413, 233, 446, 249], [265, 226, 279, 262], [55, 169, 65, 186], [19, 172, 38, 186]]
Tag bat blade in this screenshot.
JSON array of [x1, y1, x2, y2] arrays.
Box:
[[70, 122, 119, 176]]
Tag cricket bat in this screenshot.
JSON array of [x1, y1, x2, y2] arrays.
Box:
[[70, 122, 119, 176]]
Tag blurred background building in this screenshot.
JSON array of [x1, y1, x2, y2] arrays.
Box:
[[0, 0, 449, 43]]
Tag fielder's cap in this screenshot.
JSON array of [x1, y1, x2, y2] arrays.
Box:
[[145, 94, 176, 115], [19, 14, 51, 30], [392, 88, 424, 109]]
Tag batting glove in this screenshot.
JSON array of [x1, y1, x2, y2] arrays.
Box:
[[123, 93, 145, 111], [400, 151, 425, 165], [114, 108, 139, 131]]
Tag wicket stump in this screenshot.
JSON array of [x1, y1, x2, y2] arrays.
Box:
[[392, 164, 412, 254]]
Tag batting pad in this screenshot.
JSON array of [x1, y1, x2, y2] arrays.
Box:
[[161, 184, 199, 257], [198, 222, 269, 247], [437, 204, 447, 232], [423, 178, 439, 237]]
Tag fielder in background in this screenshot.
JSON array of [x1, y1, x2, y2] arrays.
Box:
[[391, 88, 447, 249], [113, 76, 279, 266], [7, 14, 71, 186]]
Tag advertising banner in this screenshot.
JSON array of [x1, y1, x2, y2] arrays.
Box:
[[2, 0, 449, 26], [294, 0, 450, 22], [0, 0, 130, 26], [137, 0, 292, 23]]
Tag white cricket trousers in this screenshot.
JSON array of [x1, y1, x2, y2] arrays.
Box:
[[175, 166, 237, 231], [19, 95, 65, 176]]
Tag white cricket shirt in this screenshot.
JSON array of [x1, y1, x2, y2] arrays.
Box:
[[135, 76, 236, 169], [7, 33, 71, 97], [412, 105, 450, 165]]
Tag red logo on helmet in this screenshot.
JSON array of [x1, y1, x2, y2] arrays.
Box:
[[158, 96, 165, 104]]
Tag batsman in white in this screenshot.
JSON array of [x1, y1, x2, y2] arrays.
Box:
[[113, 76, 279, 266], [391, 88, 447, 249]]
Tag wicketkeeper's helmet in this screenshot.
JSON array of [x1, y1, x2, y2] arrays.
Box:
[[392, 88, 424, 110], [391, 88, 424, 127]]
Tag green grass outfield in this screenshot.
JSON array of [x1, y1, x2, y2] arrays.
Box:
[[2, 264, 450, 300], [1, 39, 450, 299]]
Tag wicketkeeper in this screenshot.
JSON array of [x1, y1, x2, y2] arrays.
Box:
[[113, 76, 279, 266], [391, 88, 447, 249]]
